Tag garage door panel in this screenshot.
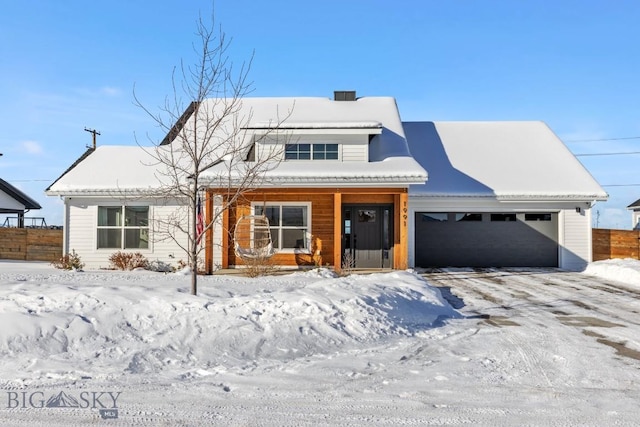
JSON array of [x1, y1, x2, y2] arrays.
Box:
[[415, 212, 558, 267]]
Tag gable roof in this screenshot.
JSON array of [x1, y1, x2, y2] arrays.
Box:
[[628, 198, 640, 209], [48, 96, 428, 195], [0, 178, 41, 212], [197, 96, 426, 186], [160, 101, 200, 146], [46, 146, 168, 195], [404, 121, 608, 201], [46, 147, 95, 192]]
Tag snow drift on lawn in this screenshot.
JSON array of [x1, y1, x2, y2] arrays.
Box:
[[583, 258, 640, 286], [0, 267, 459, 382]]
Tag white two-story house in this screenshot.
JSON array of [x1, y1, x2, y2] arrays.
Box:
[[47, 91, 607, 271], [46, 92, 427, 271]]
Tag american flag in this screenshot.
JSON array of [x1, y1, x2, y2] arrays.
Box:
[[196, 196, 204, 245]]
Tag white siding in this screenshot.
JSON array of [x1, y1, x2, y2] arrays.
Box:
[[150, 203, 190, 267], [0, 191, 24, 211], [65, 197, 188, 270], [67, 201, 99, 266], [560, 207, 593, 271], [341, 144, 368, 162], [257, 134, 369, 162], [632, 210, 640, 229]]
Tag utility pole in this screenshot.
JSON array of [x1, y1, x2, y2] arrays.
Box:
[[84, 127, 101, 149]]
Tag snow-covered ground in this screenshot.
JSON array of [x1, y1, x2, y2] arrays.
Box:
[[0, 259, 639, 426]]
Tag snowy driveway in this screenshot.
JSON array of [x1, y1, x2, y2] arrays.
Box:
[[416, 267, 640, 425], [423, 267, 640, 362]]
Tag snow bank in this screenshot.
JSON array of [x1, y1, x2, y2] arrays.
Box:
[[583, 258, 640, 287], [0, 268, 459, 382]]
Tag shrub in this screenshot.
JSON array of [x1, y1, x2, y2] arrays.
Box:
[[108, 251, 149, 271], [242, 256, 278, 278], [176, 258, 206, 275], [51, 249, 85, 271], [340, 252, 355, 276], [147, 259, 174, 273]]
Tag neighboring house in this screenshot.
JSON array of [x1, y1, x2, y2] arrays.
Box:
[[46, 93, 607, 271], [0, 178, 42, 228], [627, 199, 640, 229], [404, 121, 608, 271]]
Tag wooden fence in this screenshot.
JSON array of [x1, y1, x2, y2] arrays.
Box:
[[0, 226, 637, 264], [0, 228, 63, 262], [592, 228, 640, 261]]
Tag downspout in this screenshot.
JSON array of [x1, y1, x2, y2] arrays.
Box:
[[61, 196, 70, 255]]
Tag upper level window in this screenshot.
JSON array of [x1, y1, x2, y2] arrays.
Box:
[[285, 143, 338, 160], [97, 206, 149, 249]]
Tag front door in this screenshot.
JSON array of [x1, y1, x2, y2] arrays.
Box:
[[342, 205, 393, 269]]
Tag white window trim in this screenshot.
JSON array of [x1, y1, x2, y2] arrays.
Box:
[[96, 205, 152, 251], [284, 143, 341, 161], [251, 201, 312, 254]]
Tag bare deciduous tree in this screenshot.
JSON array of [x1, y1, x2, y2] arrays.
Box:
[[134, 13, 290, 295]]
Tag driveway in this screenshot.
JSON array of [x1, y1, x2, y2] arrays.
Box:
[[421, 267, 640, 361]]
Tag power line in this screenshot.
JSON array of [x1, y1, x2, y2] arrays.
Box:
[[601, 183, 640, 187], [574, 151, 640, 157], [565, 136, 640, 143]]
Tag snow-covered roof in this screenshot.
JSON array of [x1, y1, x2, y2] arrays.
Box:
[[404, 121, 608, 201], [196, 97, 425, 186], [247, 120, 383, 130], [195, 96, 419, 160], [46, 146, 169, 195], [47, 96, 427, 195], [226, 97, 395, 132], [254, 157, 426, 186]]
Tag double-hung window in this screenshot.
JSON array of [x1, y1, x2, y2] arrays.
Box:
[[254, 203, 311, 252], [97, 206, 149, 249], [285, 143, 338, 160]]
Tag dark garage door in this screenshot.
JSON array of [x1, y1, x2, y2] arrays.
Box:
[[415, 212, 559, 267]]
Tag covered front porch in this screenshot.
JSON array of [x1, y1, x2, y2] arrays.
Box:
[[203, 187, 409, 273]]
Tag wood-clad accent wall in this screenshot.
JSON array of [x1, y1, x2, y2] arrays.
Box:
[[333, 192, 342, 272], [228, 192, 336, 267], [207, 187, 408, 270]]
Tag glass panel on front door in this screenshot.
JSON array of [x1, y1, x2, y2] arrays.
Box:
[[358, 210, 376, 223], [343, 205, 393, 269]]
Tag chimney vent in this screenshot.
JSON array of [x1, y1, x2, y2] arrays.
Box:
[[334, 90, 356, 101]]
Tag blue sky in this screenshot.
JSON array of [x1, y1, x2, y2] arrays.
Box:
[[1, 0, 639, 228]]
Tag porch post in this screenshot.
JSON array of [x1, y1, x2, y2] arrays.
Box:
[[221, 196, 229, 269], [333, 192, 342, 273], [205, 190, 213, 274], [395, 191, 409, 270]]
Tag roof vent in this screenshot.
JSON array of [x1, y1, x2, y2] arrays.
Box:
[[334, 91, 356, 101]]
